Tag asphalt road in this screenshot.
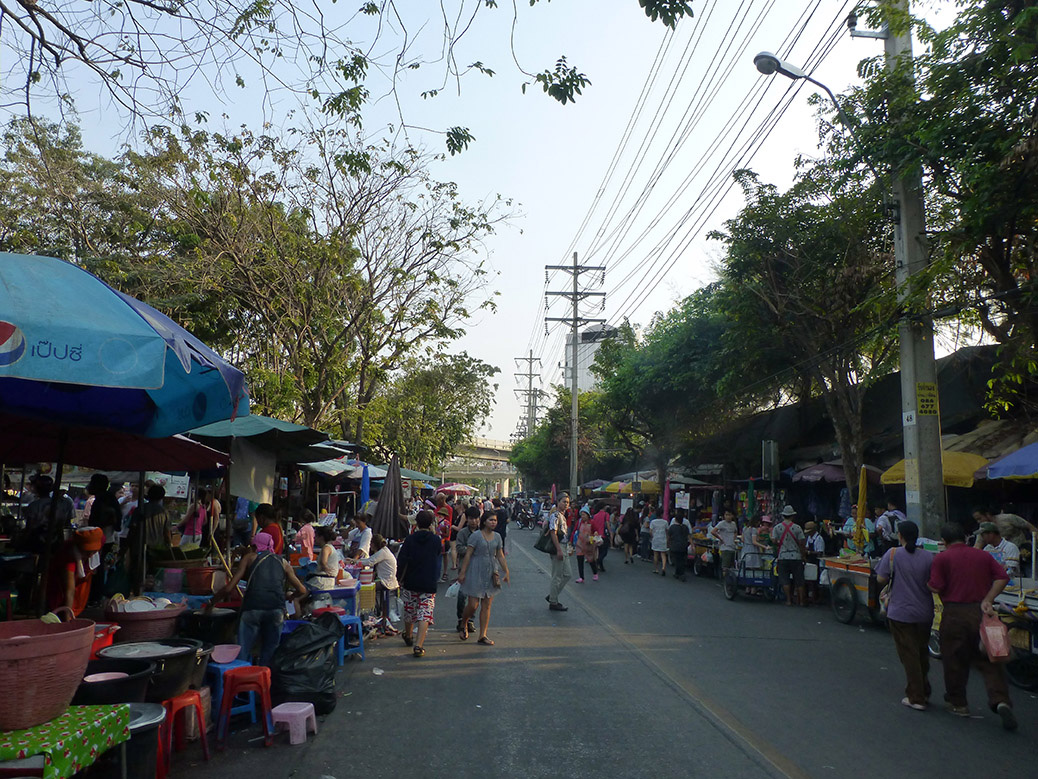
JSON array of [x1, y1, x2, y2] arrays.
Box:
[[181, 534, 1037, 779]]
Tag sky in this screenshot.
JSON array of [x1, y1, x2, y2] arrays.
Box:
[[10, 0, 954, 442]]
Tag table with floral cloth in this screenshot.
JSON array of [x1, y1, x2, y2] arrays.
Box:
[[0, 705, 130, 778]]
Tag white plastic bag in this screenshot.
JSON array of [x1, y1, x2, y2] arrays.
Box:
[[445, 581, 460, 598]]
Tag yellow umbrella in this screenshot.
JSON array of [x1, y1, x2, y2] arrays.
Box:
[[602, 480, 661, 494], [880, 451, 989, 489]]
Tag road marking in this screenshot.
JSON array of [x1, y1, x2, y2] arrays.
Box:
[[515, 542, 810, 779]]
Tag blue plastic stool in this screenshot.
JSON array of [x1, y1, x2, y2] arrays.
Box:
[[338, 614, 365, 662], [204, 659, 257, 724]]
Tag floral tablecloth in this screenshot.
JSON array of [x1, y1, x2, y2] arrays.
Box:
[[0, 705, 130, 778]]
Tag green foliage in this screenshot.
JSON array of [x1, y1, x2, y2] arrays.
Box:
[[510, 387, 629, 491], [527, 57, 592, 105], [362, 354, 500, 473], [711, 165, 898, 489], [0, 118, 506, 445], [828, 1, 1038, 415], [638, 0, 694, 29]]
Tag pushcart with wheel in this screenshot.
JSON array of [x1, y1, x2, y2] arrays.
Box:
[[723, 553, 781, 601], [821, 555, 883, 625], [691, 535, 719, 578]]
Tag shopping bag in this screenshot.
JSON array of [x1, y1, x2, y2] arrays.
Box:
[[445, 581, 460, 598], [979, 612, 1011, 663]]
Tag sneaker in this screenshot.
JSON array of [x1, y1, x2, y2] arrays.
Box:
[[901, 697, 926, 711], [997, 702, 1018, 731], [946, 704, 970, 717], [549, 602, 568, 611], [592, 574, 599, 581], [575, 578, 584, 584]]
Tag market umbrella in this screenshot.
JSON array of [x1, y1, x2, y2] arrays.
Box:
[[981, 442, 1038, 480], [603, 480, 660, 494], [0, 412, 228, 471], [435, 483, 476, 495], [370, 455, 409, 540], [880, 451, 987, 488], [0, 253, 248, 437], [792, 461, 883, 484]]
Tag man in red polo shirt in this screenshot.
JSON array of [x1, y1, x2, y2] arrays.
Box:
[[928, 523, 1015, 730]]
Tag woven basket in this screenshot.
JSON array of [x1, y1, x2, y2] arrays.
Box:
[[106, 603, 186, 643], [0, 610, 95, 730]]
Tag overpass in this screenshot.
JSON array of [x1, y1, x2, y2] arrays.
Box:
[[440, 438, 518, 495]]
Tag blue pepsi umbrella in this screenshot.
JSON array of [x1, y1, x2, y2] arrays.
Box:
[[0, 253, 248, 437], [983, 442, 1038, 480]]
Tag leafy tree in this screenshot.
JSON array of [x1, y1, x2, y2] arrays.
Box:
[[510, 387, 628, 492], [591, 288, 729, 485], [360, 354, 499, 474], [710, 167, 898, 492], [1, 1, 692, 152], [834, 1, 1038, 413], [0, 118, 502, 448]]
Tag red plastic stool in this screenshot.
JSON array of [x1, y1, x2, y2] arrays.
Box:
[[312, 606, 346, 617], [217, 665, 274, 748], [162, 689, 210, 770]]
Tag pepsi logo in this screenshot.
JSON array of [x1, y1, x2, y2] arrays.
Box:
[[0, 321, 26, 367]]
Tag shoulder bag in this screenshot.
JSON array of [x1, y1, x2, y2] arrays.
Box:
[[879, 549, 895, 615], [534, 516, 558, 554]]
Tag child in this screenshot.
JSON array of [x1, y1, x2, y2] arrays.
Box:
[[574, 510, 598, 583]]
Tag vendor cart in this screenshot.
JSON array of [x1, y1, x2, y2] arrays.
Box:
[[690, 534, 719, 578], [722, 553, 780, 601], [821, 555, 883, 625], [997, 582, 1038, 691]]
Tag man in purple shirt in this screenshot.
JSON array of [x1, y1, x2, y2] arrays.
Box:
[[928, 523, 1015, 731]]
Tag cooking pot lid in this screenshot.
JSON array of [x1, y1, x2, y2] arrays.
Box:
[[98, 640, 200, 659], [127, 703, 167, 731]]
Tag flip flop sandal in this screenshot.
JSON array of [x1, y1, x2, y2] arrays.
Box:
[[460, 625, 469, 640], [477, 637, 494, 646], [402, 634, 413, 647], [413, 646, 425, 657]]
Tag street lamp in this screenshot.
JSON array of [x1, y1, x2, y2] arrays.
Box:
[[753, 51, 882, 183]]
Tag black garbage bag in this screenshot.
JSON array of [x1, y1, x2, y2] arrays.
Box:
[[270, 613, 345, 715]]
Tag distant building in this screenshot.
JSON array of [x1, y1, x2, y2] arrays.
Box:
[[564, 324, 618, 391]]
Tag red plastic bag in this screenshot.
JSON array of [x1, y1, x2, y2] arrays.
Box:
[[979, 613, 1011, 663]]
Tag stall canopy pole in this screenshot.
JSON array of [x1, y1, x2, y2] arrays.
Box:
[[36, 428, 68, 615]]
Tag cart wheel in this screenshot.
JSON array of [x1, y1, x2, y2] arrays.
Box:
[[831, 578, 857, 624], [927, 628, 941, 659], [692, 556, 703, 577], [1005, 628, 1038, 691], [723, 570, 737, 600]]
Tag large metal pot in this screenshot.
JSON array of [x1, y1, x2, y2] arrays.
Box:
[[98, 638, 203, 702]]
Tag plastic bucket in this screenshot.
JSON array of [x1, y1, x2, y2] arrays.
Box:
[[185, 566, 219, 595]]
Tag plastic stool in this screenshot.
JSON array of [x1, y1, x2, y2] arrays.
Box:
[[162, 689, 210, 768], [312, 606, 346, 617], [204, 658, 257, 724], [217, 666, 274, 748], [338, 614, 365, 662], [270, 702, 318, 745]]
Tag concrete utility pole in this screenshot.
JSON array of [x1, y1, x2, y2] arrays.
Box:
[[514, 351, 542, 437], [853, 0, 945, 537], [546, 252, 605, 500]]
